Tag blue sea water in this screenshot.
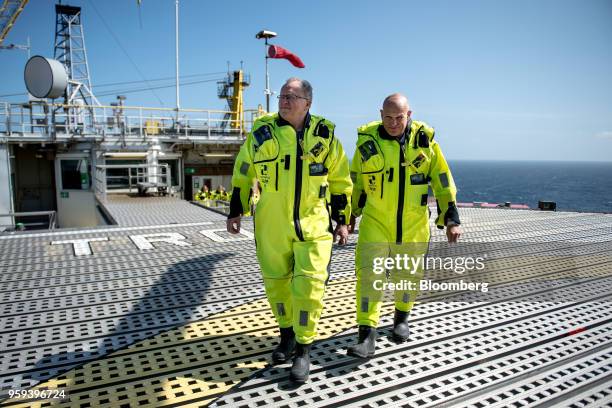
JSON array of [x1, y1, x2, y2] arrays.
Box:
[[448, 160, 612, 213]]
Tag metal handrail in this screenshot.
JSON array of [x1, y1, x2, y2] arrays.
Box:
[[0, 101, 263, 140], [95, 164, 171, 202], [0, 210, 57, 231]]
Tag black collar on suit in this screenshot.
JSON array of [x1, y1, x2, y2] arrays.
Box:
[[276, 112, 311, 131], [378, 123, 410, 145]]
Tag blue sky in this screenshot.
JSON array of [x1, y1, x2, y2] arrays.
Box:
[[1, 0, 611, 161]]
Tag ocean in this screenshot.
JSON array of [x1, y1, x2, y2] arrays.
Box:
[[448, 160, 612, 214]]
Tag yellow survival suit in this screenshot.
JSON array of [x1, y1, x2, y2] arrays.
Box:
[[350, 120, 460, 330], [229, 112, 352, 345]]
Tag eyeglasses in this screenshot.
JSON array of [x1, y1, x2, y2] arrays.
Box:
[[277, 94, 309, 102]]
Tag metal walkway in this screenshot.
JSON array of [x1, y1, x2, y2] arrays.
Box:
[[99, 195, 226, 226], [0, 208, 610, 407]]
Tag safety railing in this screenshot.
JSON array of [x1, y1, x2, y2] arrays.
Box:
[[194, 198, 230, 216], [208, 199, 230, 214], [0, 101, 264, 141], [95, 163, 170, 202], [0, 210, 57, 232]]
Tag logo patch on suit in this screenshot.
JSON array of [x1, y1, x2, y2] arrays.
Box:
[[359, 140, 378, 162], [410, 173, 427, 185], [412, 152, 426, 169], [309, 142, 325, 158], [313, 121, 330, 138], [309, 163, 328, 176], [259, 164, 270, 184], [253, 125, 273, 146], [367, 175, 377, 193]]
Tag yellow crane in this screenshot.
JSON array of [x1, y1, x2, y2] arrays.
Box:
[[217, 69, 250, 133]]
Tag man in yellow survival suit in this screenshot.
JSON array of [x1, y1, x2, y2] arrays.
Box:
[[347, 93, 461, 358], [226, 78, 352, 382]]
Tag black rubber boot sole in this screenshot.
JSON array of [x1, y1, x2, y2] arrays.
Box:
[[392, 309, 410, 343], [289, 371, 309, 384], [272, 349, 295, 364], [391, 332, 409, 344], [391, 324, 410, 344], [346, 346, 375, 359], [272, 327, 296, 364], [347, 325, 377, 358], [289, 343, 311, 383]]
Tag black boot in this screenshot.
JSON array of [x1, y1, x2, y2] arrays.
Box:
[[392, 309, 410, 343], [289, 343, 311, 383], [347, 325, 377, 358], [272, 327, 296, 364]]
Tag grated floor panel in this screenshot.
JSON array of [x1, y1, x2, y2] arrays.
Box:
[[0, 207, 610, 407], [100, 194, 226, 226]]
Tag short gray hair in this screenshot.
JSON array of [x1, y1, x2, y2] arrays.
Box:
[[285, 77, 312, 101]]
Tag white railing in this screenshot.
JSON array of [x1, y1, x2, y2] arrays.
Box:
[[208, 199, 230, 214], [95, 163, 170, 202], [0, 101, 263, 141], [195, 199, 230, 216], [0, 211, 57, 231]]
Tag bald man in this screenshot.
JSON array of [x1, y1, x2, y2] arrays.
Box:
[[347, 93, 461, 358]]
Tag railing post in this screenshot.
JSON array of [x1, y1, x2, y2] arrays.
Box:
[[5, 103, 11, 136], [207, 110, 211, 139], [104, 167, 107, 202], [51, 108, 55, 141], [49, 211, 56, 230], [66, 105, 71, 136], [29, 104, 34, 134], [139, 107, 143, 139], [44, 104, 50, 137], [102, 107, 107, 139]]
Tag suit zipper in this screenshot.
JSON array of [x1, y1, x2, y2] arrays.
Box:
[[397, 143, 406, 244], [275, 162, 279, 191], [380, 173, 384, 199], [294, 130, 305, 241]]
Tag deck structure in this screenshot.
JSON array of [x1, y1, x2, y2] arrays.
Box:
[[0, 203, 610, 407]]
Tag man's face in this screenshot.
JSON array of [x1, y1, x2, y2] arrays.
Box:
[[380, 103, 411, 137], [278, 81, 311, 125]]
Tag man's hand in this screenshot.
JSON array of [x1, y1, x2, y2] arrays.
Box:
[[227, 216, 241, 234], [446, 224, 461, 243], [347, 215, 357, 234], [333, 224, 349, 245]]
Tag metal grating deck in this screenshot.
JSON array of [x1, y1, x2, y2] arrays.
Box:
[[0, 207, 611, 407], [99, 195, 226, 226]]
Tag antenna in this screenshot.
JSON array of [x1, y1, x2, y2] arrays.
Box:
[[53, 4, 99, 107], [255, 30, 277, 112]]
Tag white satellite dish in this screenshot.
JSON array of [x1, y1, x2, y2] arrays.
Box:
[[24, 56, 68, 99]]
